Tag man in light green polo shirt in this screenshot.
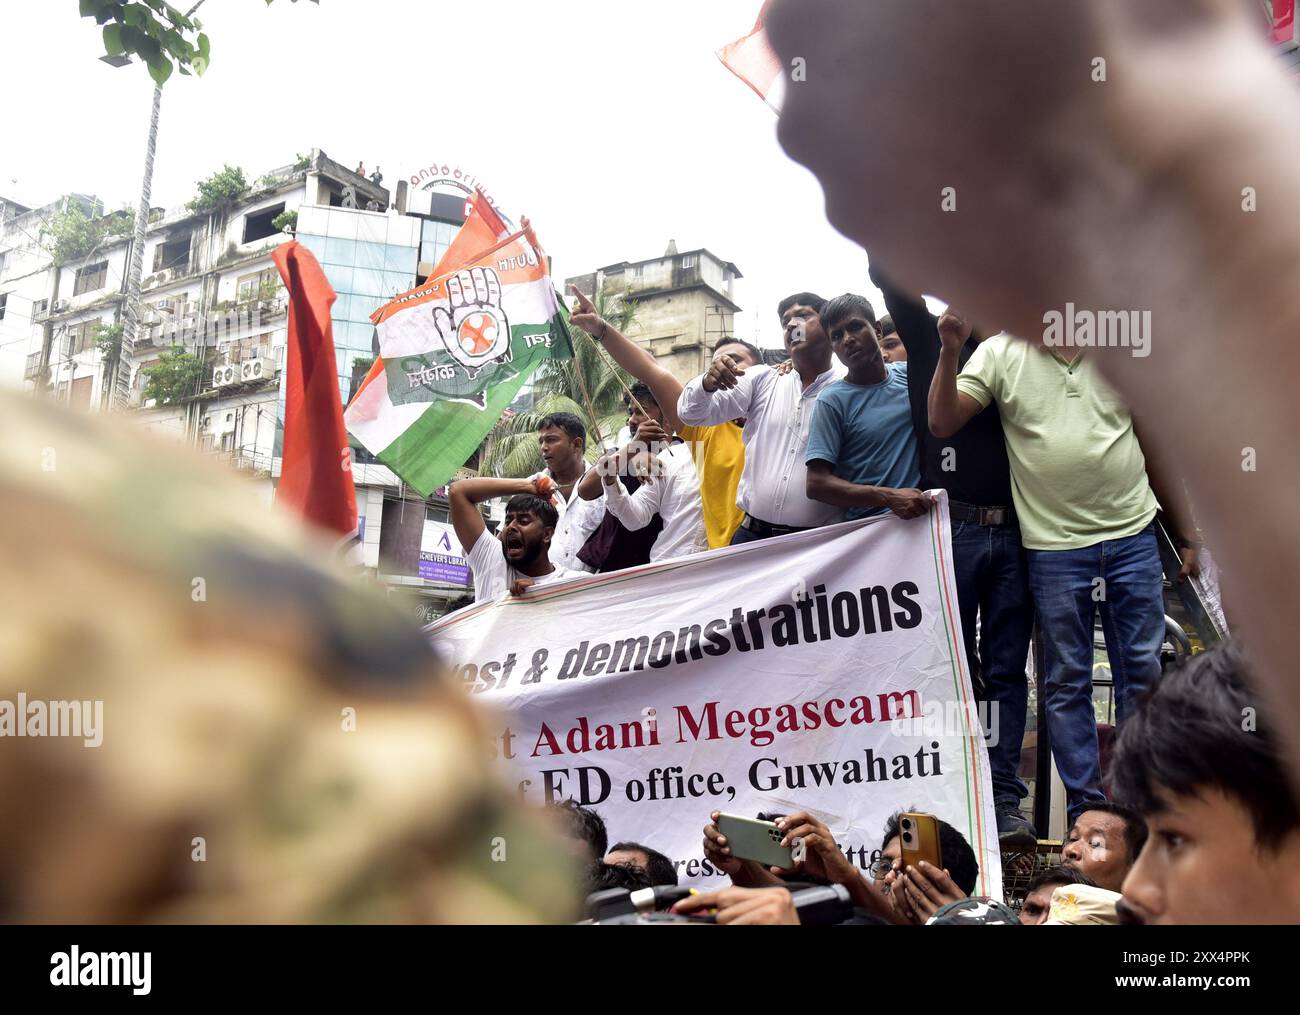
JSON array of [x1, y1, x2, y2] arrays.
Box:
[[928, 320, 1193, 825]]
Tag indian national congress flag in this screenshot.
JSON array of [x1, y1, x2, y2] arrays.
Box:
[[345, 228, 572, 496]]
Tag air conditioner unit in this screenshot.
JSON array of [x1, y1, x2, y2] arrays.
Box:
[[156, 298, 174, 312], [213, 364, 239, 387], [53, 299, 69, 313], [240, 356, 277, 382]]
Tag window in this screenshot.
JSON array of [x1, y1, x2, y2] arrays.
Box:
[[243, 203, 286, 244], [66, 318, 102, 356], [679, 254, 698, 269], [236, 269, 278, 305], [32, 298, 47, 317], [152, 231, 192, 273], [0, 292, 7, 321], [73, 261, 108, 296]]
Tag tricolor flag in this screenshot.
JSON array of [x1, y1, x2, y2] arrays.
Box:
[[349, 190, 513, 411], [717, 1, 784, 112], [344, 227, 572, 496]]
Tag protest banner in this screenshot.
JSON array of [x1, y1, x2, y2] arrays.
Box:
[[429, 492, 1001, 897]]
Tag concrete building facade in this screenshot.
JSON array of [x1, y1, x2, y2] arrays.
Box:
[[566, 241, 742, 383]]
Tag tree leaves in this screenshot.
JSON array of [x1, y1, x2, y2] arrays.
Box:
[[80, 1, 317, 82], [102, 23, 125, 55]]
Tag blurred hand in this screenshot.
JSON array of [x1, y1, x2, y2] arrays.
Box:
[[937, 312, 973, 352]]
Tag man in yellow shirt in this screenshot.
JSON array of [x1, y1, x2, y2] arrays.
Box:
[[568, 285, 756, 548]]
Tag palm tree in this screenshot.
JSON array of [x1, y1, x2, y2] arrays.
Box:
[[480, 289, 640, 477]]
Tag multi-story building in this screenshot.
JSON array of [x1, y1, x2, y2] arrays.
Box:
[[566, 241, 742, 383], [0, 149, 479, 621]]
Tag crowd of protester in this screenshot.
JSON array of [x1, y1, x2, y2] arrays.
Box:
[[451, 275, 1208, 848]]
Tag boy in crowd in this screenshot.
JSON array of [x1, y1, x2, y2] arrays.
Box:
[[1112, 642, 1300, 924], [530, 412, 604, 574], [804, 292, 928, 521]]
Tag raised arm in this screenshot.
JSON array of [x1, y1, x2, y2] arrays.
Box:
[[569, 285, 686, 433], [928, 313, 985, 438], [449, 476, 543, 553]]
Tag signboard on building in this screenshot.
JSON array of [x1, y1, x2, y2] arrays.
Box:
[[404, 162, 510, 225], [419, 519, 470, 585]]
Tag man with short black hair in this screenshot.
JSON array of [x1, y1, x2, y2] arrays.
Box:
[[449, 476, 577, 600], [606, 841, 680, 887], [1019, 865, 1098, 926], [1112, 642, 1300, 924], [678, 292, 847, 542], [1061, 802, 1147, 892], [804, 292, 928, 521], [532, 411, 604, 573]]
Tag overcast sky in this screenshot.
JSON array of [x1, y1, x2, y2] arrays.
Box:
[[0, 0, 882, 352]]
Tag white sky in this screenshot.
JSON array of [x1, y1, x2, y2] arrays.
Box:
[[0, 0, 881, 350]]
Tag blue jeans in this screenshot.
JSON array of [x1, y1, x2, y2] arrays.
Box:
[[729, 523, 765, 545], [1027, 522, 1165, 824], [951, 521, 1035, 815]]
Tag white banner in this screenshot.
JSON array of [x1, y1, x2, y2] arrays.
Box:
[[429, 491, 1001, 898]]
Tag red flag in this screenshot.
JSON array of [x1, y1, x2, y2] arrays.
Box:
[[273, 240, 358, 537], [717, 1, 783, 112]]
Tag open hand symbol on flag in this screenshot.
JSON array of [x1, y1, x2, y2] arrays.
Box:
[[433, 266, 512, 368]]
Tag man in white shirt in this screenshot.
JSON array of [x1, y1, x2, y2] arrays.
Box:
[[677, 292, 847, 543], [529, 411, 604, 573], [449, 476, 579, 600], [577, 383, 707, 563]]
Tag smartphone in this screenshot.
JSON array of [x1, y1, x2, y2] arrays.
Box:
[[898, 812, 943, 871], [715, 813, 795, 869]]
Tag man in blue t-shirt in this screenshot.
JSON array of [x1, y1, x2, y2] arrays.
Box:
[[805, 293, 929, 520]]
